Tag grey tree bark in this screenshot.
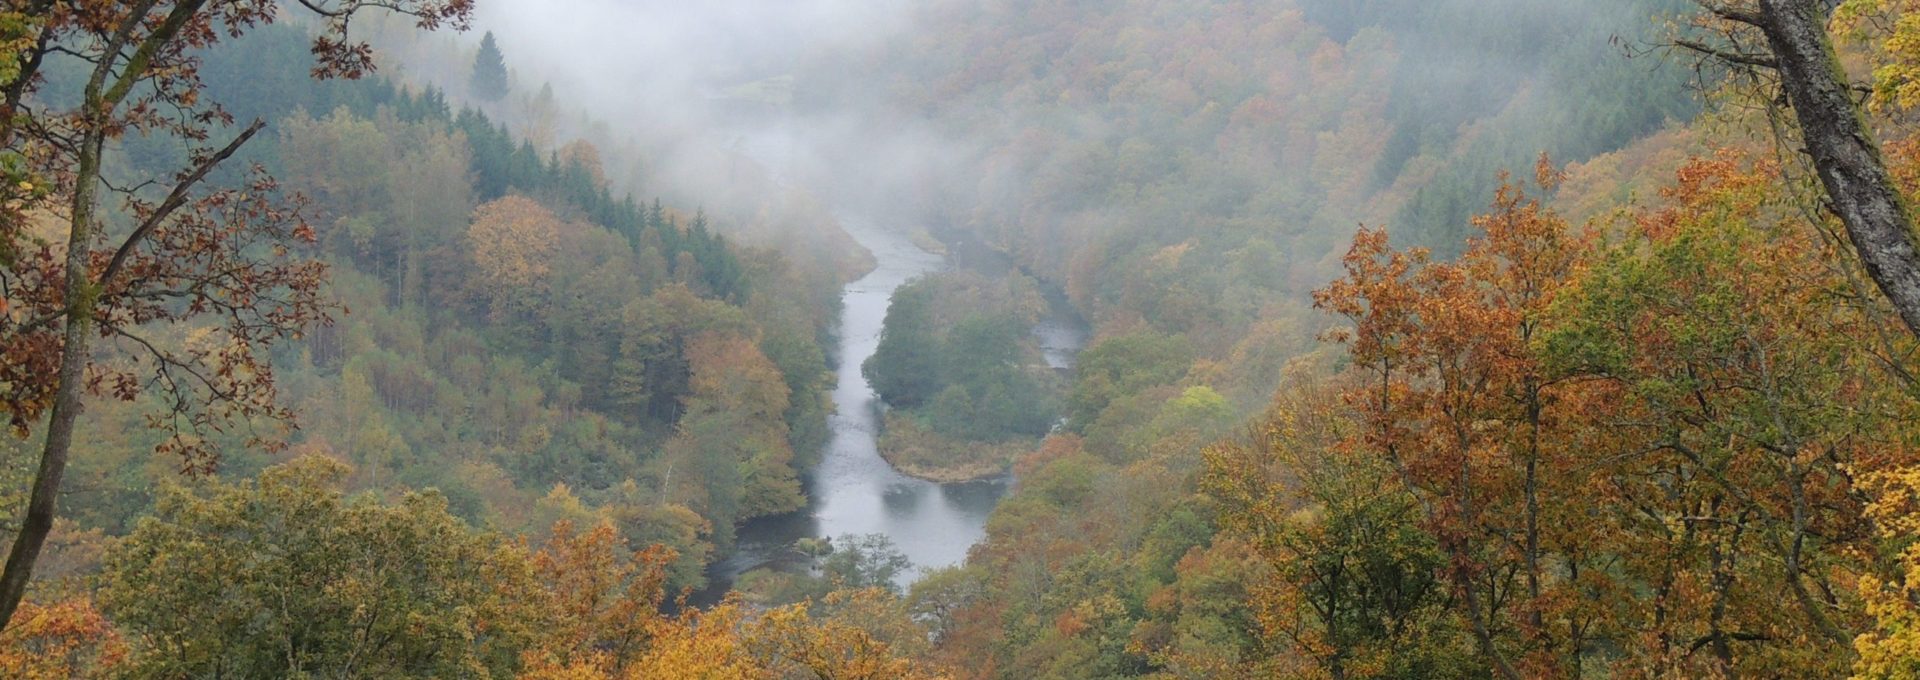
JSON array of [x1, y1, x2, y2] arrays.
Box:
[[1751, 0, 1920, 337]]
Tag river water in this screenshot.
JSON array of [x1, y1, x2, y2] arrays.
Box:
[[698, 215, 1021, 596], [687, 114, 1090, 599]]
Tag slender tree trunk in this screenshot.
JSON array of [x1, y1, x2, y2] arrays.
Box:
[[1455, 562, 1523, 680], [0, 132, 103, 628], [1327, 563, 1345, 680], [1784, 461, 1848, 643], [1758, 0, 1920, 337], [1707, 520, 1737, 673], [1523, 384, 1543, 637], [0, 3, 212, 631], [1452, 445, 1523, 680]]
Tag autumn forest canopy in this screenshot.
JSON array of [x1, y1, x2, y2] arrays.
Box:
[[7, 0, 1920, 678]]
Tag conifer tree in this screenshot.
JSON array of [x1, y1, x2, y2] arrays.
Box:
[[471, 31, 511, 102]]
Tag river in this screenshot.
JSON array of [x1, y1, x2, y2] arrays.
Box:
[[697, 214, 1077, 598], [684, 111, 1090, 599]]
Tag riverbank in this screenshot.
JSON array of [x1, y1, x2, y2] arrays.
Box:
[[875, 412, 1026, 483], [699, 116, 1083, 599], [698, 210, 1011, 598]]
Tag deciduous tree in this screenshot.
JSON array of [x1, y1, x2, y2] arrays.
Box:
[[99, 456, 531, 677], [0, 0, 471, 632], [1681, 0, 1920, 336], [468, 194, 562, 324], [0, 598, 125, 679], [1314, 167, 1594, 678]]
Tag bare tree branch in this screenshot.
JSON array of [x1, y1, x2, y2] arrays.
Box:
[[1675, 38, 1779, 68]]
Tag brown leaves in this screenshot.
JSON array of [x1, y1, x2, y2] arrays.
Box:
[[1297, 150, 1920, 675], [82, 164, 336, 474], [304, 0, 475, 79], [516, 520, 949, 680], [523, 520, 675, 674], [0, 0, 468, 470]]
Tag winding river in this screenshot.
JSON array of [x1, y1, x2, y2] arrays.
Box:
[[685, 113, 1089, 600], [697, 215, 1043, 597]]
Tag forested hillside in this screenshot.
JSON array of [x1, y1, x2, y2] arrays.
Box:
[[64, 18, 843, 582], [0, 6, 892, 673], [818, 0, 1693, 306], [824, 0, 1920, 677], [7, 0, 1920, 678]]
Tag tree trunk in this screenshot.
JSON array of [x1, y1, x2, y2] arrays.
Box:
[[1455, 563, 1523, 680], [0, 133, 102, 629], [1759, 0, 1920, 337]]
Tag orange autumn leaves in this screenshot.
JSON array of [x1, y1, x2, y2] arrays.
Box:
[[1312, 160, 1596, 679], [469, 195, 563, 322], [518, 522, 947, 680], [0, 599, 125, 680], [1208, 152, 1920, 678]]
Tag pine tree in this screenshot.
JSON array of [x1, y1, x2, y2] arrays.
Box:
[[470, 31, 509, 102]]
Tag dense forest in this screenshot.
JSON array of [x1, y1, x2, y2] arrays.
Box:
[[864, 270, 1061, 480], [35, 16, 847, 588], [6, 0, 1920, 678]]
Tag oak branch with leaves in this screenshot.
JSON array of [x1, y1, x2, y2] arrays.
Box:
[[0, 0, 471, 632]]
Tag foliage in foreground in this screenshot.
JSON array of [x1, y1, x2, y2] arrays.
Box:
[[3, 456, 947, 679]]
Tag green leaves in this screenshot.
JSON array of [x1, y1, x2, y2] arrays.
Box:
[[866, 280, 945, 409], [1067, 332, 1193, 432], [100, 456, 529, 678], [867, 272, 1063, 444]]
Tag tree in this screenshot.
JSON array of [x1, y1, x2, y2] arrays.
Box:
[[611, 284, 754, 424], [526, 81, 558, 148], [467, 194, 562, 324], [471, 30, 510, 102], [0, 598, 126, 679], [1540, 154, 1898, 676], [1067, 332, 1193, 431], [1313, 168, 1596, 678], [1854, 465, 1920, 679], [99, 456, 532, 677], [865, 280, 943, 407], [819, 533, 915, 593], [1680, 0, 1920, 337], [748, 589, 949, 680], [1298, 153, 1909, 677], [925, 314, 1057, 441], [0, 0, 472, 633], [519, 520, 675, 677], [682, 332, 804, 520], [1202, 378, 1476, 679]]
